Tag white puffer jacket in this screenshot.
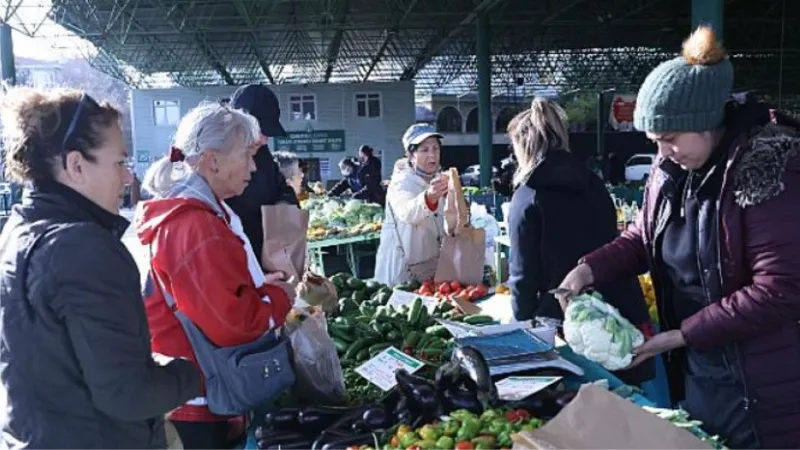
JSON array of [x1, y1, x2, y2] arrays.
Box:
[[374, 160, 444, 286]]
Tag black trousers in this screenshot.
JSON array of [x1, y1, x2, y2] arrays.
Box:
[[172, 421, 236, 450]]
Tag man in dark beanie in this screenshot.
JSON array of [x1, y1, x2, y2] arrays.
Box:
[[226, 84, 298, 260]]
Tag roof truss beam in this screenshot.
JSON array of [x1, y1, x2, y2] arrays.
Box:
[[152, 0, 235, 85], [363, 0, 420, 82], [400, 0, 510, 81], [232, 0, 278, 83], [323, 0, 351, 82]]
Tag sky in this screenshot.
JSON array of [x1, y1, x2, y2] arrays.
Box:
[[7, 0, 91, 62]]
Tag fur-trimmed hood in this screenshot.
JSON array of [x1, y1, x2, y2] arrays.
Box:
[[732, 122, 800, 207]]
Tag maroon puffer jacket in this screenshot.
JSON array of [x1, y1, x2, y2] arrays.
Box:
[[582, 112, 800, 448]]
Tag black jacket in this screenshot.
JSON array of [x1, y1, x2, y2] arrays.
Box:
[[0, 182, 200, 449], [226, 86, 298, 260], [507, 150, 653, 384], [329, 169, 386, 206]]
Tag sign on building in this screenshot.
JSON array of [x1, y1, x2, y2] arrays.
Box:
[[609, 94, 637, 132], [274, 130, 345, 153]]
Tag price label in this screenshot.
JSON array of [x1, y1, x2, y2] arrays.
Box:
[[355, 347, 425, 391], [495, 376, 563, 401]]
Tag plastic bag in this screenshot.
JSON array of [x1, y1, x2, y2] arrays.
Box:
[[284, 309, 348, 404], [470, 203, 500, 269]]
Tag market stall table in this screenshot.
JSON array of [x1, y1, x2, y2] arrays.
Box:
[[307, 232, 380, 277]]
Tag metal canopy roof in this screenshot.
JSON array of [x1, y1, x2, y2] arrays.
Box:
[[8, 0, 800, 96]]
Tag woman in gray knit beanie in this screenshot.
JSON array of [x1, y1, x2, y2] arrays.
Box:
[[556, 26, 800, 448]]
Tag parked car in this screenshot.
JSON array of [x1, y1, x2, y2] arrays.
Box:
[[461, 164, 498, 186], [624, 154, 655, 182]]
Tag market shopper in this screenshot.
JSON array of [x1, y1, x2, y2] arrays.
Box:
[[557, 27, 800, 448], [138, 103, 293, 449], [0, 87, 201, 448], [225, 84, 298, 262], [374, 124, 447, 285], [505, 98, 654, 386], [358, 144, 383, 181], [329, 156, 386, 205]]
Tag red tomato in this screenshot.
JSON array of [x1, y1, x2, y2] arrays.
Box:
[[469, 289, 482, 301], [515, 409, 531, 420], [420, 288, 433, 296], [422, 280, 434, 288], [455, 442, 474, 450], [450, 281, 462, 291], [438, 283, 452, 295]]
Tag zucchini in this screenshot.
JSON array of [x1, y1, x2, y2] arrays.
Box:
[[425, 325, 450, 338], [407, 297, 423, 325], [462, 314, 494, 325], [415, 304, 429, 328], [329, 326, 353, 343], [343, 337, 376, 361], [356, 347, 370, 361], [401, 331, 421, 349], [368, 342, 391, 355], [332, 337, 349, 354]]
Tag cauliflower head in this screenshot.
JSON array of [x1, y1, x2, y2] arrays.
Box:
[[563, 293, 645, 371]]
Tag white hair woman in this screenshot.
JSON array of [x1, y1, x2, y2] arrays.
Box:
[[135, 103, 293, 449]]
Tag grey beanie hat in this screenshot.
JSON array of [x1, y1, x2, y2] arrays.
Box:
[[633, 27, 733, 133]]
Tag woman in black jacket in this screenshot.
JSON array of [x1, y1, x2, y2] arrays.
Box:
[[0, 87, 201, 448], [506, 97, 654, 385]]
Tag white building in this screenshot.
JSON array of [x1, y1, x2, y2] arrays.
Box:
[[129, 81, 415, 182], [415, 89, 560, 147]]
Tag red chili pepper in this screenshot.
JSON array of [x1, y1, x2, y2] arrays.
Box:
[[514, 409, 531, 420]]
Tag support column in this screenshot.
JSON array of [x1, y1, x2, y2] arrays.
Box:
[[692, 0, 724, 37], [476, 12, 492, 188], [0, 23, 15, 86]]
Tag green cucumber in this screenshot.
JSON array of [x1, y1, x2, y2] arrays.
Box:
[[462, 314, 495, 325]]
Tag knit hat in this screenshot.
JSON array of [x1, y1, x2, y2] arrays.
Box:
[[634, 27, 733, 133]]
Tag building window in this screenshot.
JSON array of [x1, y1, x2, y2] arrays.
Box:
[[153, 100, 180, 126], [436, 106, 463, 133], [355, 93, 381, 118], [495, 106, 521, 133], [465, 108, 479, 132], [289, 94, 317, 121]]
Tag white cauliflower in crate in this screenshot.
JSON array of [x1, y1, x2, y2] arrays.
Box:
[[563, 292, 644, 371]]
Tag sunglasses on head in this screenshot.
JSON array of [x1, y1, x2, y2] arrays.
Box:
[[60, 93, 101, 168]]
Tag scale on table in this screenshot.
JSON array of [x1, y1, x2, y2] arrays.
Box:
[[441, 320, 585, 377]]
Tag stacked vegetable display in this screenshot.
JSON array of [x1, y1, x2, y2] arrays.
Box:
[[255, 344, 569, 450], [303, 197, 383, 241], [327, 273, 495, 404], [384, 408, 543, 450], [407, 280, 490, 303]]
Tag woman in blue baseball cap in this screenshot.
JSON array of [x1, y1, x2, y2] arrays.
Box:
[[374, 124, 448, 286]]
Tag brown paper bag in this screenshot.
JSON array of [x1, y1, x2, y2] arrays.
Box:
[[434, 168, 486, 285], [260, 204, 309, 294], [512, 385, 712, 449]]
